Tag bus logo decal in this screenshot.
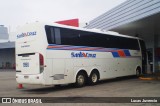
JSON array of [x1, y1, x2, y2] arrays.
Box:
[[71, 52, 96, 58], [17, 31, 37, 39]]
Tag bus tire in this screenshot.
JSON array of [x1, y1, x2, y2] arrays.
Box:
[[88, 71, 99, 85], [75, 72, 86, 88], [136, 67, 141, 77]]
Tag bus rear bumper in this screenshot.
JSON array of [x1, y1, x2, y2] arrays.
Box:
[[16, 73, 44, 85]]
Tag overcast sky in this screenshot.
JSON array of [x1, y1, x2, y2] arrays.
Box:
[[0, 0, 126, 31]]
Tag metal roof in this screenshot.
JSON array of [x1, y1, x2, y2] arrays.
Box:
[[0, 42, 15, 49], [85, 0, 160, 30]]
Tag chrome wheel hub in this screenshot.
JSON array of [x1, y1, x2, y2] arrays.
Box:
[[77, 75, 84, 85], [92, 73, 97, 83]]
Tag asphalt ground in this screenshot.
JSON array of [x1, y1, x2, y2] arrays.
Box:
[[0, 70, 160, 106]]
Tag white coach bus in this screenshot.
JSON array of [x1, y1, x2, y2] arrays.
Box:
[[16, 22, 147, 87]]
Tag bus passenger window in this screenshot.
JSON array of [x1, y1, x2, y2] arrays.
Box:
[[45, 26, 55, 44]]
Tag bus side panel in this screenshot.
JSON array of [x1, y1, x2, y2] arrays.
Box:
[[65, 59, 75, 83], [50, 58, 75, 84], [113, 58, 133, 77], [72, 50, 141, 80], [43, 59, 53, 85], [72, 58, 116, 80], [112, 50, 141, 77]]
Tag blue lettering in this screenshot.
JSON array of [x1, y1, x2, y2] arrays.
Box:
[[71, 52, 75, 57], [17, 31, 37, 39], [71, 52, 96, 58]]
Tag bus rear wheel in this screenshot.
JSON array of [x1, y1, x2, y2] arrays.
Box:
[[88, 72, 99, 85], [75, 72, 86, 87]]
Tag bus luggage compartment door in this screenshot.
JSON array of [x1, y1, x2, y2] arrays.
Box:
[[52, 59, 65, 81]]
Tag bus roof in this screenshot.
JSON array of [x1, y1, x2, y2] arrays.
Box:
[[21, 22, 141, 40]]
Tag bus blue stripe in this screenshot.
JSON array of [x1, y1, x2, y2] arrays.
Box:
[[112, 52, 120, 57], [124, 50, 131, 56]]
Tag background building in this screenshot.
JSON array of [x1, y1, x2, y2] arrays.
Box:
[[86, 0, 160, 73], [0, 26, 15, 69], [0, 25, 9, 43]]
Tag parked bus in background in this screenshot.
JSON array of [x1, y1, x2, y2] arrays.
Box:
[[16, 22, 147, 87]]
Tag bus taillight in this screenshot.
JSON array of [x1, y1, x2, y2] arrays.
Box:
[[39, 53, 44, 66], [39, 53, 44, 73]]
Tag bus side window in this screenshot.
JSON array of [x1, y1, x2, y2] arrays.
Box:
[[45, 26, 55, 44], [54, 28, 61, 44], [50, 27, 55, 43]]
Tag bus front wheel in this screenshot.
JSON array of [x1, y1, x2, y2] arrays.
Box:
[[136, 67, 141, 77]]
